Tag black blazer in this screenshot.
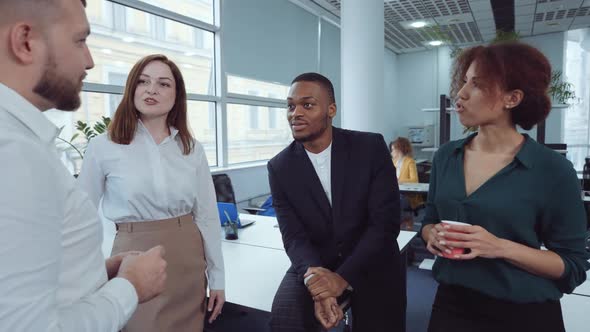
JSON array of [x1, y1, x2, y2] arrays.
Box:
[[268, 127, 401, 289]]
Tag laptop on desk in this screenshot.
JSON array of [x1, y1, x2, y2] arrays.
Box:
[[237, 215, 256, 228]]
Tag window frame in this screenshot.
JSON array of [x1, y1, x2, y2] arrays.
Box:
[[77, 0, 221, 167]]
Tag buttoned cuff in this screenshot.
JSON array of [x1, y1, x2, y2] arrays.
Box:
[[207, 269, 225, 290], [102, 277, 138, 329]]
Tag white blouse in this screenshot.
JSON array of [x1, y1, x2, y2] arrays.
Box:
[[77, 121, 224, 289]]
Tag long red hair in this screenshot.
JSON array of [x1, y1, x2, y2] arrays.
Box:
[[109, 54, 194, 154]]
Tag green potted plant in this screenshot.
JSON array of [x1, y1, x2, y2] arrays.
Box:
[[55, 116, 111, 175], [548, 70, 576, 105]]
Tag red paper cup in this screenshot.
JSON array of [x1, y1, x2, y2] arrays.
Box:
[[440, 220, 471, 259]]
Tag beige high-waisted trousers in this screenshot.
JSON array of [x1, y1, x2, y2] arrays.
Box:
[[112, 214, 207, 332]]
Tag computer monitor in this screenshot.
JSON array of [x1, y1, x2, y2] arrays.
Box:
[[406, 125, 434, 147]]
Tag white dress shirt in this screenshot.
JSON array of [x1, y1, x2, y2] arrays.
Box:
[[305, 143, 332, 205], [0, 83, 137, 331], [77, 121, 225, 289]]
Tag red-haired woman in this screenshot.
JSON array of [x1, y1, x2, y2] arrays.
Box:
[[421, 42, 589, 331], [77, 54, 224, 331]]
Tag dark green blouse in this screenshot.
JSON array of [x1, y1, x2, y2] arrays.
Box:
[[423, 133, 590, 303]]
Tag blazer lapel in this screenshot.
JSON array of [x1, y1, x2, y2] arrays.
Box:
[[293, 143, 332, 222], [330, 128, 349, 222]]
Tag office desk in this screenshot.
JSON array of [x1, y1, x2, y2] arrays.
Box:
[[398, 183, 429, 194], [561, 294, 590, 332], [224, 214, 283, 250], [226, 214, 417, 252], [222, 214, 417, 312], [572, 271, 590, 297], [222, 241, 290, 312]]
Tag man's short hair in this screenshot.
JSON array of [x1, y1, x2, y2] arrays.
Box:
[[0, 0, 86, 25], [291, 72, 335, 104], [1, 0, 86, 7]]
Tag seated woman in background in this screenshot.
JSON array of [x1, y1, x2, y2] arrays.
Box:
[[422, 42, 589, 332], [77, 54, 225, 331], [390, 137, 423, 230]]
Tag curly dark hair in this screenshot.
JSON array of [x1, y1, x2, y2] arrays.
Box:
[[450, 42, 552, 130]]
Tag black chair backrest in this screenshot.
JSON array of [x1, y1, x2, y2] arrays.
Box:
[[212, 173, 236, 205], [544, 143, 567, 157], [416, 161, 432, 183]]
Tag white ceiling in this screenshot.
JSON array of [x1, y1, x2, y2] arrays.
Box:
[[302, 0, 590, 53]]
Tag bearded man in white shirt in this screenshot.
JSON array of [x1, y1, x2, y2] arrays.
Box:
[[0, 1, 168, 331]]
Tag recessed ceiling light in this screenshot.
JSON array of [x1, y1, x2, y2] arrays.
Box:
[[122, 37, 135, 43], [429, 40, 443, 46], [546, 21, 560, 26], [184, 51, 197, 56], [182, 64, 194, 69], [410, 21, 427, 28], [448, 18, 460, 24], [100, 48, 112, 54]]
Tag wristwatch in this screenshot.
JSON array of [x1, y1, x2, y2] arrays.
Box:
[[338, 288, 353, 312]]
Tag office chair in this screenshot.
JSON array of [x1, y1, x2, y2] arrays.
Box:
[[544, 143, 567, 157], [211, 173, 263, 214]]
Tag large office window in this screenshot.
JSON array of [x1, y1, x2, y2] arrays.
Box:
[[46, 0, 218, 172], [564, 29, 590, 171], [227, 74, 289, 100], [187, 100, 217, 164], [226, 75, 292, 164], [135, 0, 214, 25], [85, 1, 215, 95], [227, 104, 292, 164], [46, 91, 123, 173]]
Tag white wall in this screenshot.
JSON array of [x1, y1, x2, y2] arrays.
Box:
[[223, 0, 318, 85], [394, 47, 440, 158]]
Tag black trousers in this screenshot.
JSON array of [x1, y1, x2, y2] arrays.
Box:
[[428, 284, 565, 332], [270, 270, 406, 332]]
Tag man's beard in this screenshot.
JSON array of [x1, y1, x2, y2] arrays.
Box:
[[33, 53, 82, 111], [293, 115, 330, 143]]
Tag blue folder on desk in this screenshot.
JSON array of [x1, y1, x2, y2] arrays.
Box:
[[217, 202, 256, 228]]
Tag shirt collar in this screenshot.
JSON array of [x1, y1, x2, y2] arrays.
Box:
[[305, 141, 332, 157], [513, 134, 534, 169], [137, 119, 180, 140], [453, 132, 534, 169], [0, 83, 60, 143]]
